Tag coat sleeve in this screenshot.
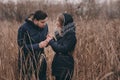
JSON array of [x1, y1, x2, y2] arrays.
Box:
[[17, 27, 42, 52], [49, 34, 76, 54], [54, 31, 62, 40]]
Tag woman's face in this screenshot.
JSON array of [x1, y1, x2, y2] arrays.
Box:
[[56, 17, 62, 28]]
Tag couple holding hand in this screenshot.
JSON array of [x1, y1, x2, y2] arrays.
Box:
[[17, 10, 76, 80]]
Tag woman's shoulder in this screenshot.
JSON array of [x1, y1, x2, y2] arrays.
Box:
[[64, 31, 76, 37], [63, 32, 76, 42]]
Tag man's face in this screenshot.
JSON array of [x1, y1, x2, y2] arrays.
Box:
[[35, 18, 48, 28]]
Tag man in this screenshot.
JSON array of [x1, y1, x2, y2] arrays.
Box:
[[17, 10, 48, 80]]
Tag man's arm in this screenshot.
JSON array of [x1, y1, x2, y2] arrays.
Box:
[[17, 27, 44, 53]]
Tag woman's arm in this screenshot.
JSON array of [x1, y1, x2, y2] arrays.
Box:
[[49, 34, 76, 54]]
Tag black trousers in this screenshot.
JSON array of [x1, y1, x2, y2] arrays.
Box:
[[34, 56, 47, 80], [54, 69, 73, 80], [18, 53, 47, 80]]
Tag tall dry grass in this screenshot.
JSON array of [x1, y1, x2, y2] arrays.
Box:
[[0, 0, 120, 22], [0, 21, 19, 80], [73, 19, 120, 80], [0, 19, 120, 80], [0, 0, 120, 80]]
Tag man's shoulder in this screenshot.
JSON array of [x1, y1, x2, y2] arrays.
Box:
[[22, 22, 30, 28], [19, 22, 30, 30], [18, 22, 28, 33]]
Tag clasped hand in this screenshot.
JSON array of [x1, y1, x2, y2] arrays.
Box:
[[39, 34, 53, 48]]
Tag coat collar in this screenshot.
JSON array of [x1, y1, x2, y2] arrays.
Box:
[[25, 19, 44, 31]]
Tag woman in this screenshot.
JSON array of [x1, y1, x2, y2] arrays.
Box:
[[46, 13, 77, 80]]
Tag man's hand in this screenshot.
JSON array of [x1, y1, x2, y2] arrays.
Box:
[[39, 41, 48, 48]]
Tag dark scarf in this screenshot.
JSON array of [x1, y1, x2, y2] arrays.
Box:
[[61, 22, 75, 37]]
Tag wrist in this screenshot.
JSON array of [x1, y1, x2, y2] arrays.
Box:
[[46, 38, 52, 42], [39, 43, 42, 48], [45, 39, 49, 43]]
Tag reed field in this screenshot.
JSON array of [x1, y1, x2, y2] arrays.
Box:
[[0, 0, 120, 80]]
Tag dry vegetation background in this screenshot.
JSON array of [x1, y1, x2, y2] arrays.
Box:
[[0, 0, 120, 80]]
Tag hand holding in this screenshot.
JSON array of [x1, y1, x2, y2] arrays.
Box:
[[46, 34, 53, 42], [39, 41, 48, 48]]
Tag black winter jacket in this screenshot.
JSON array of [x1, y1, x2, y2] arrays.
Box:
[[17, 19, 48, 56], [49, 13, 77, 76]]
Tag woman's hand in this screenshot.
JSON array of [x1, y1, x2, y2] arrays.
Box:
[[46, 34, 53, 43]]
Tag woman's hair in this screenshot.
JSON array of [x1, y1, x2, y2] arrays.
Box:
[[57, 13, 73, 27], [57, 13, 65, 27]]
